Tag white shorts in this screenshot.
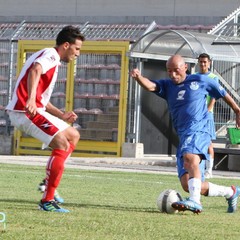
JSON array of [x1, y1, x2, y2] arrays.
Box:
[[7, 109, 70, 148]]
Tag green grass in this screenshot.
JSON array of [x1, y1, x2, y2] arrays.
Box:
[[1, 163, 240, 240]]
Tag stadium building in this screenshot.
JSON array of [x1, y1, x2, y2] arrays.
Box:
[[0, 1, 240, 171]]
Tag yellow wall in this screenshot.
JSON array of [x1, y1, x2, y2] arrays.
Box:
[[14, 40, 129, 157]]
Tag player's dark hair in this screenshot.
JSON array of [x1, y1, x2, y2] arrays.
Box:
[[198, 53, 211, 60], [56, 25, 85, 45]]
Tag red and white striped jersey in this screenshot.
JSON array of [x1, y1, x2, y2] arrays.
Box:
[[6, 47, 61, 111]]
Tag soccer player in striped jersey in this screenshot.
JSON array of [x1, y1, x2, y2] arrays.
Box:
[[6, 26, 85, 213]]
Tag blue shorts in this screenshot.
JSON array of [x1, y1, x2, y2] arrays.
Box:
[[176, 131, 211, 181]]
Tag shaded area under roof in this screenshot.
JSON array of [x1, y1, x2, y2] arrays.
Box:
[[128, 29, 240, 63]]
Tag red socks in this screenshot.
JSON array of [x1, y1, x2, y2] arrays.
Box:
[[42, 143, 75, 202]]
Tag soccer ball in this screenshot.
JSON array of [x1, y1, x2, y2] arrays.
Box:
[[38, 180, 46, 193], [38, 184, 45, 192], [156, 189, 183, 214]]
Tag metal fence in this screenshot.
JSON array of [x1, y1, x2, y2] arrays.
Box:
[[213, 60, 240, 138], [0, 20, 239, 149], [0, 21, 150, 138]]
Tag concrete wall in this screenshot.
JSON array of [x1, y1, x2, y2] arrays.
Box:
[[0, 0, 239, 25], [0, 0, 239, 17]]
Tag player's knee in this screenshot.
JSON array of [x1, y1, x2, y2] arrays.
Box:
[[183, 161, 199, 171], [50, 133, 70, 150], [60, 126, 80, 146], [70, 127, 80, 143], [74, 128, 80, 141]]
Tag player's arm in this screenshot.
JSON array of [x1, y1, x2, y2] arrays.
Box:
[[25, 63, 42, 117], [46, 102, 78, 123], [130, 68, 157, 91], [223, 93, 240, 128], [208, 76, 218, 111]]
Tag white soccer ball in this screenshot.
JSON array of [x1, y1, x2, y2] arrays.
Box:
[[156, 189, 183, 214], [38, 184, 46, 193]]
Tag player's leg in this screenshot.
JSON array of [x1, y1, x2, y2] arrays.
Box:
[[38, 178, 64, 204], [42, 127, 79, 202], [172, 152, 203, 213], [38, 116, 79, 212], [172, 132, 211, 213], [205, 115, 216, 178], [205, 142, 214, 178], [173, 147, 240, 214], [206, 182, 240, 213], [182, 174, 240, 213], [37, 122, 80, 204], [175, 156, 203, 213], [8, 110, 79, 212]]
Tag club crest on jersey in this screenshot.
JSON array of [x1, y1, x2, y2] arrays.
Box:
[[219, 85, 224, 91], [190, 82, 199, 90], [181, 135, 193, 150], [50, 55, 56, 62], [177, 90, 186, 100]]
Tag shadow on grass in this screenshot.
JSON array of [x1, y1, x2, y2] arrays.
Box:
[[0, 198, 159, 214]]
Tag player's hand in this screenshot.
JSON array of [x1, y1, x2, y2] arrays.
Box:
[[236, 112, 240, 129], [62, 111, 78, 123], [25, 99, 37, 117], [130, 68, 141, 79]]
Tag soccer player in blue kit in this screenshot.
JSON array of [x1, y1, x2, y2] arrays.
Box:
[[131, 55, 240, 214], [197, 53, 219, 179]]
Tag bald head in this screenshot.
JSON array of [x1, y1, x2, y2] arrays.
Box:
[[166, 55, 188, 84], [166, 55, 186, 69]]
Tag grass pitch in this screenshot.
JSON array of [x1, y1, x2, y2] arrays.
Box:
[[1, 163, 240, 240]]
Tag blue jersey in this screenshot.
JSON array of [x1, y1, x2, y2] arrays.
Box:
[[196, 71, 219, 112], [151, 74, 227, 137]]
